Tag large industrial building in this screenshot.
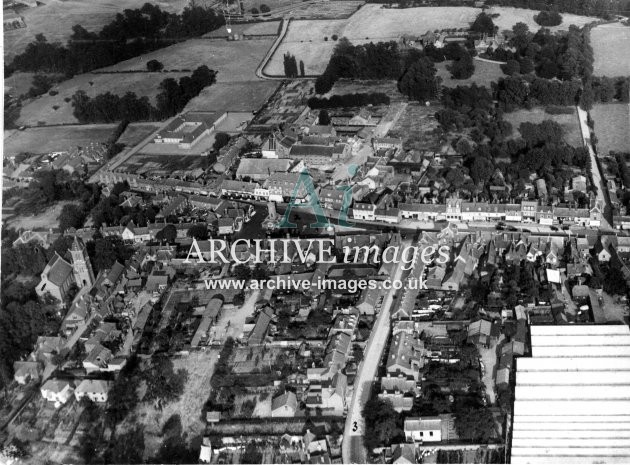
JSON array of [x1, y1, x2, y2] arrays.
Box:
[[511, 324, 630, 464]]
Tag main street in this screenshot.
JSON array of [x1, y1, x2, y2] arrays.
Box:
[[342, 240, 410, 464]]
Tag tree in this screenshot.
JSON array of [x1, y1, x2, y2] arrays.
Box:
[[241, 442, 262, 464], [519, 56, 535, 74], [58, 203, 86, 232], [187, 223, 208, 240], [143, 356, 188, 403], [260, 4, 270, 13], [448, 50, 475, 79], [362, 398, 401, 451], [233, 292, 245, 307], [502, 59, 520, 76], [28, 74, 54, 97], [213, 132, 230, 151], [603, 266, 628, 295], [454, 408, 496, 442], [470, 12, 496, 35], [318, 109, 331, 125], [299, 60, 305, 76], [104, 426, 145, 463], [397, 57, 440, 101], [156, 224, 177, 243], [146, 59, 164, 72], [250, 7, 259, 15], [535, 10, 563, 27]]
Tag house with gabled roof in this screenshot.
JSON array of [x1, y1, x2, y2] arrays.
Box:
[[74, 379, 112, 403], [271, 391, 298, 417]]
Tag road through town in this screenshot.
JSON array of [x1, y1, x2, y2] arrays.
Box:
[[342, 240, 409, 464]]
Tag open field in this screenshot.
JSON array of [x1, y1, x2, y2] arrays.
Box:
[[265, 5, 480, 75], [266, 4, 600, 76], [3, 0, 189, 59], [204, 20, 281, 38], [591, 103, 630, 156], [487, 6, 599, 33], [436, 58, 504, 88], [4, 124, 116, 155], [117, 123, 162, 147], [591, 23, 630, 77], [503, 107, 583, 148], [16, 72, 189, 126], [99, 38, 274, 82], [240, 0, 363, 19], [184, 81, 279, 113], [7, 200, 78, 230]]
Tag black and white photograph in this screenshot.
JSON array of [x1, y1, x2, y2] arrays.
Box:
[[1, 0, 630, 463]]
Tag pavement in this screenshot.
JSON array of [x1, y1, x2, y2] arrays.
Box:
[[342, 240, 409, 464]]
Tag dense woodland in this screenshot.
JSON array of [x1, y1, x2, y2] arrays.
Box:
[[71, 65, 217, 123], [7, 3, 224, 76]]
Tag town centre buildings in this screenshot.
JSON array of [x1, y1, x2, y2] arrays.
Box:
[[511, 324, 630, 464]]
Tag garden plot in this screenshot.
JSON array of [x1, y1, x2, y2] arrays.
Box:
[[591, 23, 630, 77]]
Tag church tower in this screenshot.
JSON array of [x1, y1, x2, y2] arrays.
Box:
[[70, 236, 95, 289]]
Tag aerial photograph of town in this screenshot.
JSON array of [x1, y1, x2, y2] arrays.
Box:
[[1, 0, 630, 463]]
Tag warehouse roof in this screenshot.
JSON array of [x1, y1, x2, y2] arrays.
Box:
[[511, 324, 630, 465]]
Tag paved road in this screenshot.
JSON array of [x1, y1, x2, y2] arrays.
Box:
[[576, 105, 611, 228], [342, 240, 409, 464]]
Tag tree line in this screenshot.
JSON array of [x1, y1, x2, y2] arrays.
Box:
[[71, 65, 217, 123], [283, 53, 304, 77], [485, 0, 630, 19], [307, 92, 390, 108], [8, 3, 224, 76]]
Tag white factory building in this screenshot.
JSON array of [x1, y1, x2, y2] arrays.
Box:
[[511, 324, 630, 464]]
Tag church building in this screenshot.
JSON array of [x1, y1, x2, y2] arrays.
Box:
[[36, 236, 95, 302]]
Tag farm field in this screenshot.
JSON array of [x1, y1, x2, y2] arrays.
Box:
[[240, 0, 363, 19], [16, 72, 190, 126], [591, 103, 630, 156], [486, 6, 599, 33], [184, 81, 279, 113], [117, 123, 162, 147], [436, 58, 504, 88], [4, 124, 116, 155], [503, 107, 583, 148], [203, 20, 281, 38], [3, 0, 189, 59], [591, 23, 630, 76], [98, 38, 274, 82]]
